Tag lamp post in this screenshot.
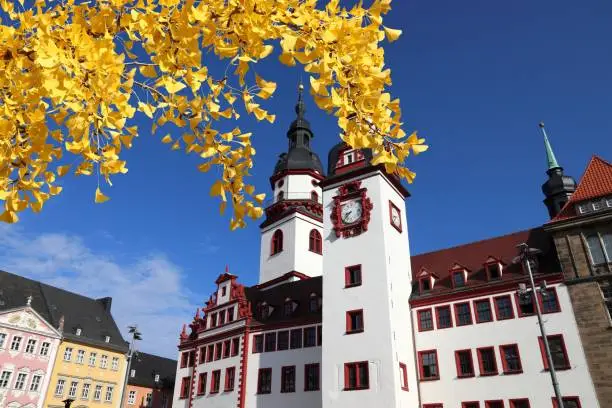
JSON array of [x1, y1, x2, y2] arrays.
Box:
[[119, 325, 142, 408], [514, 243, 564, 408]]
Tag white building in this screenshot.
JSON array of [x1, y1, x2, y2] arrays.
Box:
[[172, 88, 601, 408]]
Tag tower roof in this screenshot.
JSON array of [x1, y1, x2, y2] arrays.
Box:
[[540, 123, 560, 170]]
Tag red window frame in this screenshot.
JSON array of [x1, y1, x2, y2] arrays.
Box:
[[210, 370, 220, 394], [552, 396, 581, 408], [223, 340, 231, 358], [417, 308, 434, 332], [197, 372, 207, 395], [227, 307, 234, 322], [281, 366, 296, 393], [271, 229, 283, 255], [188, 350, 195, 367], [539, 334, 570, 370], [252, 334, 263, 353], [462, 402, 480, 408], [219, 311, 226, 325], [214, 342, 222, 360], [180, 352, 188, 368], [509, 398, 531, 408], [423, 405, 443, 408], [494, 295, 515, 320], [304, 363, 320, 391], [231, 337, 240, 357], [500, 343, 523, 374], [435, 305, 453, 329], [198, 347, 206, 364], [346, 309, 364, 334], [257, 368, 272, 394], [451, 270, 466, 288], [477, 346, 498, 376], [514, 292, 536, 318], [474, 299, 494, 323], [345, 264, 362, 288], [485, 401, 504, 408], [399, 362, 408, 391], [206, 344, 214, 362], [344, 361, 369, 390], [210, 312, 217, 327], [454, 302, 473, 326], [454, 349, 475, 378], [309, 229, 322, 254], [179, 376, 190, 399], [539, 287, 561, 314], [225, 367, 235, 391], [418, 349, 440, 381]]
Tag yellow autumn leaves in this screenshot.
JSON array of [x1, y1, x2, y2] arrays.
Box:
[[0, 0, 427, 229]]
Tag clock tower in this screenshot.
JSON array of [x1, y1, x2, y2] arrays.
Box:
[[319, 143, 419, 408]]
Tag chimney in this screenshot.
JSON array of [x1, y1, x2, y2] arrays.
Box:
[[97, 297, 113, 313]]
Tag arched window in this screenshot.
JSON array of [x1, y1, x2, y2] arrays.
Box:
[[311, 191, 319, 202], [277, 191, 284, 202], [309, 229, 322, 254], [271, 229, 283, 255]]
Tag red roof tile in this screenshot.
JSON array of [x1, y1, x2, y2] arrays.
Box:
[[552, 156, 612, 221]]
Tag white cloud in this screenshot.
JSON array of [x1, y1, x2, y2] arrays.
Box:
[[0, 225, 197, 359]]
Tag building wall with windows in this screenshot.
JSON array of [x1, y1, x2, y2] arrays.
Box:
[[0, 304, 61, 408], [125, 384, 154, 408], [43, 340, 127, 408]]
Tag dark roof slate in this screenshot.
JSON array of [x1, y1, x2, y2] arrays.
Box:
[[128, 351, 177, 389], [0, 270, 128, 353]]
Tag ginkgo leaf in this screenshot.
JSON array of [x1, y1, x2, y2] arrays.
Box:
[[138, 102, 155, 119], [161, 77, 186, 94], [57, 165, 71, 177], [255, 75, 277, 99], [383, 26, 403, 42], [162, 134, 173, 144], [95, 187, 110, 204]]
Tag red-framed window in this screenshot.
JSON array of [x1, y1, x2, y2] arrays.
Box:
[[539, 335, 570, 370], [257, 368, 272, 394], [290, 329, 302, 349], [345, 265, 362, 287], [210, 370, 220, 394], [452, 270, 466, 288], [509, 398, 530, 408], [474, 299, 493, 323], [210, 312, 218, 327], [223, 340, 231, 358], [179, 376, 190, 399], [419, 277, 432, 293], [264, 332, 276, 352], [252, 334, 263, 353], [219, 310, 226, 325], [454, 349, 475, 378], [423, 405, 443, 408], [304, 326, 317, 347], [435, 305, 453, 329], [305, 363, 320, 391], [454, 302, 473, 326], [271, 229, 283, 255], [485, 401, 504, 408], [346, 310, 364, 334], [344, 361, 369, 390], [180, 352, 188, 368], [277, 331, 289, 350], [227, 307, 234, 322], [494, 295, 515, 320], [539, 287, 561, 314], [225, 367, 235, 391], [281, 366, 296, 393], [552, 397, 581, 408], [199, 347, 206, 364], [515, 292, 536, 317], [486, 263, 502, 280], [417, 309, 434, 331], [231, 337, 239, 356], [399, 362, 408, 391], [197, 372, 207, 395], [500, 344, 523, 374], [462, 402, 480, 408], [477, 347, 498, 376], [309, 229, 322, 254], [418, 350, 439, 380], [206, 344, 214, 362], [311, 190, 319, 202], [188, 350, 195, 367], [214, 342, 222, 360]]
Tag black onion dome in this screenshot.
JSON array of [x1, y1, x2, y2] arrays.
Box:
[[541, 167, 576, 197]]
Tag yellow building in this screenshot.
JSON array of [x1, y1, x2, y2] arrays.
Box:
[[0, 271, 131, 408]]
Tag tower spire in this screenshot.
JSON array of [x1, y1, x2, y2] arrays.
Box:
[[295, 80, 305, 119], [539, 122, 560, 170]]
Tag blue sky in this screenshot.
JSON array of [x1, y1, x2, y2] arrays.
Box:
[[2, 0, 611, 357]]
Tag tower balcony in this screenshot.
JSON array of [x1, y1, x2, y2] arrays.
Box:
[[264, 191, 323, 221]]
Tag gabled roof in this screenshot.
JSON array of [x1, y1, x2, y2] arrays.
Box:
[[553, 155, 612, 221], [410, 227, 559, 297], [128, 351, 176, 389], [0, 270, 128, 353], [0, 304, 62, 339]]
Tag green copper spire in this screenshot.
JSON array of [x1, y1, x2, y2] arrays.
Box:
[[539, 122, 560, 170]]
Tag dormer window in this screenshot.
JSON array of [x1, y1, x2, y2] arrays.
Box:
[[309, 293, 320, 312], [452, 271, 466, 288], [283, 299, 294, 317], [131, 369, 136, 377], [104, 336, 110, 343], [345, 151, 355, 164], [155, 374, 160, 382], [420, 278, 431, 293], [257, 302, 270, 320], [607, 198, 612, 208], [578, 204, 588, 214], [593, 201, 603, 211], [75, 328, 82, 336], [486, 263, 502, 280]]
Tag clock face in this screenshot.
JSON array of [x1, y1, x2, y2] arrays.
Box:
[[341, 200, 363, 224]]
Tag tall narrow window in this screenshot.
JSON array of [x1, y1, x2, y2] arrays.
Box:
[[455, 302, 473, 326], [344, 362, 369, 390], [399, 363, 408, 390], [436, 306, 453, 329], [418, 350, 439, 380], [11, 336, 22, 351], [14, 373, 28, 390], [477, 347, 498, 376], [284, 300, 294, 317], [54, 379, 65, 396], [418, 309, 434, 331], [455, 350, 475, 378], [474, 299, 493, 323], [264, 333, 276, 352], [207, 344, 214, 361], [309, 295, 320, 312], [231, 338, 240, 356], [277, 331, 289, 350], [500, 344, 523, 374], [586, 233, 607, 265], [539, 335, 570, 370], [30, 375, 42, 392], [0, 371, 11, 389], [271, 229, 283, 255], [290, 329, 302, 349], [210, 370, 220, 394], [516, 292, 536, 316], [540, 288, 561, 314], [600, 282, 612, 320], [304, 327, 317, 347], [494, 295, 514, 320], [180, 377, 190, 399], [253, 335, 263, 353], [420, 278, 431, 293], [257, 368, 272, 394], [281, 366, 296, 393], [197, 373, 207, 395], [25, 339, 36, 354], [487, 263, 501, 280], [309, 230, 322, 254], [225, 367, 235, 391], [214, 343, 222, 360], [305, 363, 320, 391], [223, 340, 231, 358], [346, 310, 364, 333]]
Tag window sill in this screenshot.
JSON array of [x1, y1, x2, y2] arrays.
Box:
[[419, 377, 440, 382], [475, 319, 493, 324], [456, 323, 473, 327], [224, 388, 234, 392], [545, 366, 570, 371], [418, 328, 434, 332], [281, 389, 296, 393], [346, 329, 364, 335], [479, 372, 498, 377], [304, 387, 320, 392], [457, 374, 475, 379], [502, 370, 523, 375], [209, 391, 219, 395], [541, 309, 561, 314], [345, 283, 362, 289], [256, 391, 271, 395], [308, 250, 322, 255], [344, 386, 370, 391], [401, 386, 409, 391]]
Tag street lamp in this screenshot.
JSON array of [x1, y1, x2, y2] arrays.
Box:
[[119, 325, 142, 408], [513, 243, 564, 408]]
